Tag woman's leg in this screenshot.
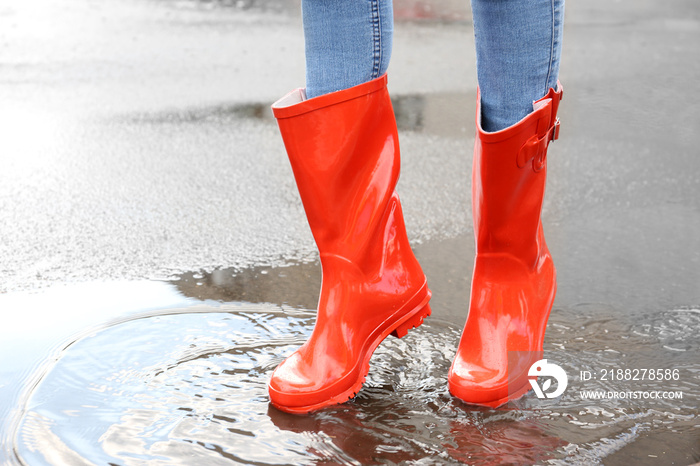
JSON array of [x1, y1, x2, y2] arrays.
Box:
[[448, 0, 565, 407], [269, 0, 432, 414], [302, 0, 393, 99], [471, 0, 565, 132]]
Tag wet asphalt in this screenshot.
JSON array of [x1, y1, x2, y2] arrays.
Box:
[[1, 0, 699, 463], [2, 0, 698, 308]]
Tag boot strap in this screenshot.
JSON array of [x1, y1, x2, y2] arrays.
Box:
[[517, 117, 560, 172]]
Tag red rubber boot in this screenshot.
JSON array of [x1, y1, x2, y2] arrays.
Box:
[[268, 75, 432, 414], [448, 84, 563, 407]]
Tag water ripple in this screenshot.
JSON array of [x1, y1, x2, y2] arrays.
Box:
[[11, 304, 700, 465]]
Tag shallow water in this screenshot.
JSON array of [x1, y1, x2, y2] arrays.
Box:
[[6, 289, 699, 465]]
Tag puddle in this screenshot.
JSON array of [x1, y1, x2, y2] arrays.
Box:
[[5, 283, 700, 465], [118, 91, 475, 139], [6, 226, 697, 464]]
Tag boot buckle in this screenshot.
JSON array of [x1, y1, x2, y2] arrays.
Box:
[[551, 118, 561, 142]]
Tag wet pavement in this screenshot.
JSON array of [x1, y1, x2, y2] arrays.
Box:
[[1, 0, 699, 464]]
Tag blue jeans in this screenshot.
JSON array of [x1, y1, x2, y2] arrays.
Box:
[[302, 0, 393, 99], [302, 0, 565, 132]]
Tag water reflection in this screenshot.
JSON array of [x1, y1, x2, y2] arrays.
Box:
[[446, 417, 567, 465]]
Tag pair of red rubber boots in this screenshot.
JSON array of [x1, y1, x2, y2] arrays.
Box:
[[268, 75, 563, 413]]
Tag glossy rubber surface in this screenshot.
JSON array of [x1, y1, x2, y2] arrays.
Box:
[[448, 84, 563, 408], [269, 75, 431, 414]]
